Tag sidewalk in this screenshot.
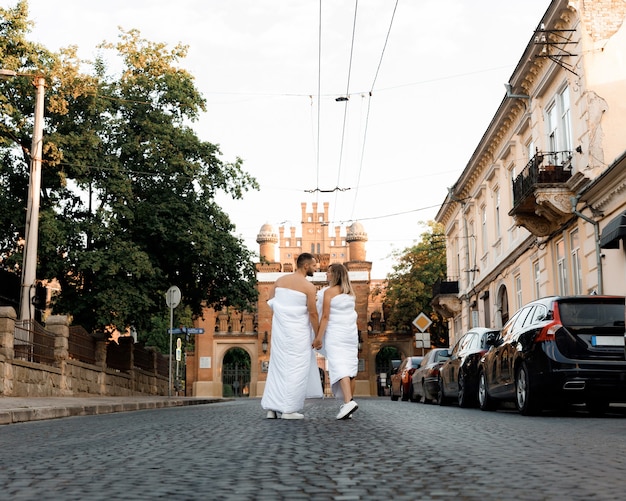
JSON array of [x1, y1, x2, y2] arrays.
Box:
[[0, 395, 225, 426]]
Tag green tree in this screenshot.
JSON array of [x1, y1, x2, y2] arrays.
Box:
[[384, 222, 448, 347], [0, 2, 259, 337]]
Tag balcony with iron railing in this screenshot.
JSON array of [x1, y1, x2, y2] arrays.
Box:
[[509, 151, 576, 236], [431, 277, 461, 319]]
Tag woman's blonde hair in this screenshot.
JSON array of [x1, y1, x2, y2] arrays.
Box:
[[328, 263, 355, 296]]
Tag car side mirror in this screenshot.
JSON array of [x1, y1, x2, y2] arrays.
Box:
[[486, 332, 499, 346]]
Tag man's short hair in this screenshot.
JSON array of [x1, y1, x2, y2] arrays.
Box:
[[297, 252, 315, 269]]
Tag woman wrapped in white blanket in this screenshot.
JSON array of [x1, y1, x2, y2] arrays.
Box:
[[313, 263, 359, 420]]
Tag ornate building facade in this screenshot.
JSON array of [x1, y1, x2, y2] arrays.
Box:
[[433, 0, 626, 348]]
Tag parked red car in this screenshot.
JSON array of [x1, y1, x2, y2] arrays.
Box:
[[390, 356, 423, 401]]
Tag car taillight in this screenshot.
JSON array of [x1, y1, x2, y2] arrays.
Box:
[[534, 320, 562, 342]]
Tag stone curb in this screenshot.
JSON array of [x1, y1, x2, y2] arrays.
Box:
[[0, 398, 227, 425]]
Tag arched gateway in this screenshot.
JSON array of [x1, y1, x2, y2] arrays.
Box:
[[222, 347, 251, 397]]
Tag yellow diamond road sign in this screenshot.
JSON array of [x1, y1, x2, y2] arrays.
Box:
[[412, 312, 432, 332]]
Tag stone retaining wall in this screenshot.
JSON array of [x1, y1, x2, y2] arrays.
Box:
[[0, 307, 168, 397]]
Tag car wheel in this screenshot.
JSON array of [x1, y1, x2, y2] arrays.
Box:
[[409, 383, 419, 403], [401, 383, 409, 402], [422, 381, 430, 404], [478, 371, 495, 411], [515, 362, 540, 415], [586, 399, 610, 416], [437, 376, 449, 406], [390, 385, 398, 401], [458, 372, 471, 408]]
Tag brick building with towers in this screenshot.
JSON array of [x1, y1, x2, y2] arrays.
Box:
[[186, 202, 418, 399]]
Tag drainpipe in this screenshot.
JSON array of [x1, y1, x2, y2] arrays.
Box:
[[571, 196, 603, 294]]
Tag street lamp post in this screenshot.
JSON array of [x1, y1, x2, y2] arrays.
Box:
[[1, 69, 46, 321]]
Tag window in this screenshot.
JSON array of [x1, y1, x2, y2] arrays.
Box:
[[285, 239, 290, 247], [494, 188, 501, 239], [526, 139, 535, 163], [481, 206, 488, 254], [546, 85, 573, 157], [454, 235, 461, 285], [482, 291, 490, 328], [533, 261, 541, 299], [530, 304, 547, 324], [556, 239, 568, 295], [570, 229, 582, 295], [468, 221, 476, 270], [515, 275, 522, 310], [471, 309, 480, 328], [559, 86, 572, 153]]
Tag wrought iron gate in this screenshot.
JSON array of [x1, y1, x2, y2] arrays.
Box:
[[222, 363, 250, 397]]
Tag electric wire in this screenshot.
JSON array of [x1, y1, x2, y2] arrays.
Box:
[[315, 0, 322, 203], [350, 0, 399, 220], [331, 0, 359, 224]]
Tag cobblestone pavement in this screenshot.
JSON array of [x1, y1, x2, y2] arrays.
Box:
[[1, 397, 625, 500]]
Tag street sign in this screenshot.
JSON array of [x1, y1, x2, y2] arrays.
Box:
[[176, 348, 182, 361], [412, 312, 432, 332], [176, 338, 182, 349], [165, 286, 181, 308], [167, 327, 204, 335], [186, 327, 204, 334]]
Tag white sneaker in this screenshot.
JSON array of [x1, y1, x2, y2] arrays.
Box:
[[281, 412, 304, 420], [336, 400, 358, 420], [266, 410, 278, 419]]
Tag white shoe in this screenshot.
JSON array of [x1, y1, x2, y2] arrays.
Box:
[[337, 400, 358, 420], [266, 410, 278, 419], [281, 412, 304, 420]]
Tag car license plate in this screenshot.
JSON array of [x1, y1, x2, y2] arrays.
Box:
[[591, 335, 624, 346]]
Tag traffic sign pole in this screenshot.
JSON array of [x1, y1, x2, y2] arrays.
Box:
[[165, 286, 181, 397]]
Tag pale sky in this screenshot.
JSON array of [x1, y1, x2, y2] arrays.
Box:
[[13, 0, 551, 278]]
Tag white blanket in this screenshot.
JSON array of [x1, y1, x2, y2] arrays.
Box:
[[317, 287, 358, 400], [261, 288, 323, 413]]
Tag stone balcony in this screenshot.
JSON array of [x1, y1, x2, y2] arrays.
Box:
[[431, 278, 461, 319], [509, 151, 576, 236]]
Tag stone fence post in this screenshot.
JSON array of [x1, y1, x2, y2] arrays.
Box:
[[0, 307, 17, 395], [46, 315, 70, 364], [46, 315, 71, 395], [0, 306, 16, 361]]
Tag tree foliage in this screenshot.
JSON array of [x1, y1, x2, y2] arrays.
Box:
[[0, 1, 259, 337], [384, 222, 448, 347]]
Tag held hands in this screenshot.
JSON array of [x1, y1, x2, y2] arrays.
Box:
[[312, 334, 323, 350]]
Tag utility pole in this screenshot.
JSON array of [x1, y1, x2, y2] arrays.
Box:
[[0, 69, 46, 322], [19, 75, 46, 321]]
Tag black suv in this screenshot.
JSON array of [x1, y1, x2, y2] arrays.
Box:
[[478, 295, 626, 415]]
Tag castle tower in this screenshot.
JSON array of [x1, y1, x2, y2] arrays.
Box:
[[256, 223, 281, 272], [346, 221, 368, 262], [256, 223, 278, 262]]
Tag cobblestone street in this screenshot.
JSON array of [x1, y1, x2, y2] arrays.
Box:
[[1, 397, 625, 500]]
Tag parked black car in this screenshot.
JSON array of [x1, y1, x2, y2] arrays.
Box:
[[478, 295, 626, 415], [411, 348, 450, 403], [438, 327, 498, 407]]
